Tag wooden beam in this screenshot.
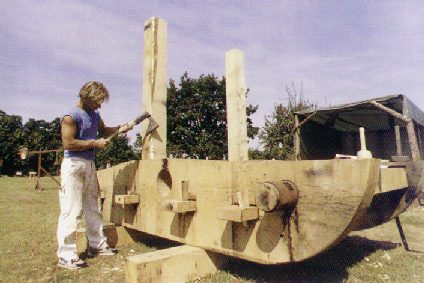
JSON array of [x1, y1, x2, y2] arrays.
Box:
[[180, 180, 195, 200], [369, 100, 421, 160], [40, 165, 60, 186], [406, 120, 421, 160], [292, 112, 317, 133], [225, 49, 248, 161], [36, 153, 41, 190], [141, 17, 167, 160], [368, 101, 409, 123], [162, 200, 197, 213], [216, 205, 258, 222], [77, 224, 139, 253], [394, 125, 402, 156], [115, 195, 140, 205], [126, 245, 224, 283], [294, 115, 300, 160]]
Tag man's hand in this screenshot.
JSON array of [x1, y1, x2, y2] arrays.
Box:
[[95, 138, 110, 149]]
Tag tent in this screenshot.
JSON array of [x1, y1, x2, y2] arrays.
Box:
[[294, 94, 424, 161]]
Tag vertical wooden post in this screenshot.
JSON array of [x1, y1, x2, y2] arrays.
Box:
[[369, 100, 421, 161], [35, 153, 41, 190], [180, 181, 189, 201], [141, 17, 167, 160], [406, 120, 421, 161], [417, 126, 423, 154], [294, 115, 300, 160], [225, 49, 248, 161], [394, 125, 402, 156]]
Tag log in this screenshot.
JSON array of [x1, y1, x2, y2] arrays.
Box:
[[141, 17, 167, 160], [369, 101, 420, 160], [77, 224, 139, 253], [98, 158, 388, 264], [225, 49, 248, 161], [126, 245, 224, 283]]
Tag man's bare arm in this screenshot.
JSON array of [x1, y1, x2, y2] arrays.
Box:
[[61, 116, 109, 150], [98, 118, 132, 138]]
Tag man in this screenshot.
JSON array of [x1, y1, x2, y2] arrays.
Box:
[[57, 81, 131, 270]]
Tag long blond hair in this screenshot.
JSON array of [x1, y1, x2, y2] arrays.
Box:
[[79, 81, 109, 102]]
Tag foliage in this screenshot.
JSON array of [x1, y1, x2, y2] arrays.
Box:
[[0, 111, 63, 176], [22, 117, 63, 175], [259, 83, 316, 160], [0, 110, 138, 175], [166, 72, 258, 159], [248, 148, 267, 160], [134, 133, 142, 157], [0, 110, 25, 175], [95, 135, 137, 169], [3, 73, 260, 173]]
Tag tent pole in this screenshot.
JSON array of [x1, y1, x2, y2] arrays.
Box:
[[294, 115, 300, 160], [394, 125, 402, 156], [369, 101, 421, 161]]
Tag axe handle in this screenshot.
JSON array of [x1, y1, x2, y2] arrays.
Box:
[[106, 113, 151, 141], [107, 121, 137, 140]]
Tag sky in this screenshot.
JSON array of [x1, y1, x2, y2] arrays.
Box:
[[1, 0, 423, 148]]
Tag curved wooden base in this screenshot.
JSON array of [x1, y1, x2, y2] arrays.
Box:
[[97, 159, 420, 264], [353, 161, 423, 231]]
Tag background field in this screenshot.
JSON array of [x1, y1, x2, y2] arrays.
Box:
[[0, 177, 423, 282]]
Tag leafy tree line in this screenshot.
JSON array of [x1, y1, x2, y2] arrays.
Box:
[[0, 111, 137, 176], [0, 74, 314, 176], [258, 83, 316, 160], [165, 73, 258, 159], [0, 111, 63, 176]]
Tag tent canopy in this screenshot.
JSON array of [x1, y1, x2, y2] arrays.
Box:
[[294, 94, 424, 160]]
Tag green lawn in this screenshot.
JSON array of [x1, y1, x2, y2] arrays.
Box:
[[1, 177, 423, 282]]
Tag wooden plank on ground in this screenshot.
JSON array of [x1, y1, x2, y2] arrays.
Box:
[[126, 245, 224, 283], [77, 224, 138, 253]]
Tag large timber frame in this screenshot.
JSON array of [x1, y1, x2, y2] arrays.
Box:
[[97, 17, 424, 267]]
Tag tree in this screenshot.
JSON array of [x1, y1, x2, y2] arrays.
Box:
[[166, 72, 258, 159], [248, 148, 267, 160], [20, 118, 62, 175], [0, 111, 64, 176], [0, 109, 140, 174], [0, 111, 25, 175], [259, 83, 316, 160], [95, 135, 137, 169]]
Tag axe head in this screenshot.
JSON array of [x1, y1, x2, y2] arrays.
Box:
[[145, 117, 159, 136], [134, 112, 151, 125]]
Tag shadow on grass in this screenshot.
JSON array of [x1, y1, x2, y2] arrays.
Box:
[[79, 228, 181, 259], [126, 230, 182, 250], [222, 236, 400, 283]]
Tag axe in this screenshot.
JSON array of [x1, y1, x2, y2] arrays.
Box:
[[106, 112, 159, 141]]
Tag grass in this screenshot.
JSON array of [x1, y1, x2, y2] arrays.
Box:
[[1, 176, 423, 282]]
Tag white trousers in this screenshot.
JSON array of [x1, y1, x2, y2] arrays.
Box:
[[57, 157, 106, 260]]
